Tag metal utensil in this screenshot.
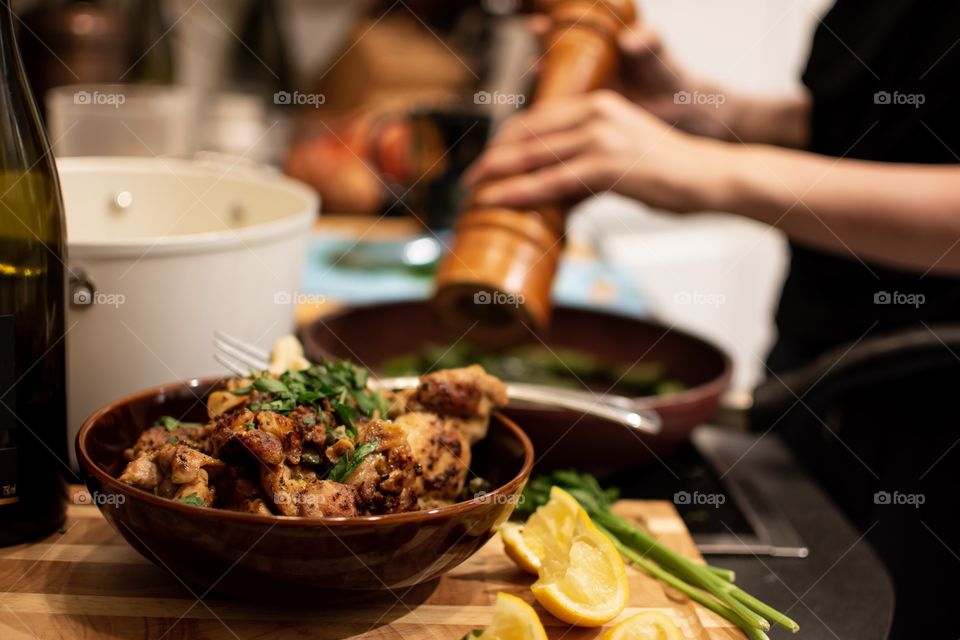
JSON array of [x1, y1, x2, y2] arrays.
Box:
[[213, 331, 662, 435], [331, 236, 443, 270]]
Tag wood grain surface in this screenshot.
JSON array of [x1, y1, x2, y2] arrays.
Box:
[[0, 491, 744, 639]]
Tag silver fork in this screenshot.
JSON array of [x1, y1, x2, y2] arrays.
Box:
[[213, 331, 662, 435]]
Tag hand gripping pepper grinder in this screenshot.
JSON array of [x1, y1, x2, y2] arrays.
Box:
[[433, 0, 636, 347]]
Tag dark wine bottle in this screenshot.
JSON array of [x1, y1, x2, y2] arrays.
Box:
[[228, 0, 294, 98], [0, 0, 68, 546], [128, 0, 175, 84]]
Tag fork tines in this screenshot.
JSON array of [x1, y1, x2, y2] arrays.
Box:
[[213, 331, 271, 375]]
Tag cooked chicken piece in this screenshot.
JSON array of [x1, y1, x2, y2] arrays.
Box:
[[346, 453, 418, 514], [119, 444, 222, 506], [298, 480, 360, 518], [207, 390, 247, 418], [394, 412, 470, 503], [257, 411, 303, 464], [345, 413, 470, 512], [260, 463, 360, 517], [257, 411, 292, 438], [174, 469, 216, 507], [357, 418, 408, 453], [407, 365, 508, 417], [124, 423, 211, 460], [218, 470, 272, 515], [124, 426, 170, 458], [155, 445, 224, 485], [118, 453, 161, 490], [325, 437, 354, 464], [393, 365, 507, 443], [289, 405, 334, 448], [156, 474, 177, 499], [210, 408, 285, 467], [343, 418, 420, 514]]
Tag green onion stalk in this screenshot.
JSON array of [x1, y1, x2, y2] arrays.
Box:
[[516, 471, 799, 638]]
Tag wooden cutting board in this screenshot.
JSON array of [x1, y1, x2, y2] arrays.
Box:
[[0, 491, 744, 639]]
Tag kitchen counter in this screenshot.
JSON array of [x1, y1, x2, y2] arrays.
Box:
[[0, 498, 748, 639], [0, 427, 893, 638], [696, 426, 895, 639]]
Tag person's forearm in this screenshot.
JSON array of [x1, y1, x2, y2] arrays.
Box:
[[671, 79, 810, 148], [712, 144, 960, 274], [721, 91, 810, 148]]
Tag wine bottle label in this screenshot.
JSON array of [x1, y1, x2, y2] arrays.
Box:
[[0, 315, 16, 505]]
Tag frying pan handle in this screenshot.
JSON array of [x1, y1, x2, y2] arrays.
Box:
[[505, 382, 663, 434], [750, 324, 960, 429]]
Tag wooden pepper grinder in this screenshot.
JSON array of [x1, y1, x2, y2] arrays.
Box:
[[433, 0, 636, 347]]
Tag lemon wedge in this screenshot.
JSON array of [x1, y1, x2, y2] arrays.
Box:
[[500, 486, 582, 574], [522, 487, 629, 627], [500, 522, 541, 575], [475, 592, 548, 640], [599, 611, 683, 640]]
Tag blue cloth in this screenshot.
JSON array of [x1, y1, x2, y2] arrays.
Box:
[[301, 234, 648, 317]]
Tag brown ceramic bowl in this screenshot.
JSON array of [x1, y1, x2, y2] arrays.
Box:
[[76, 377, 533, 599]]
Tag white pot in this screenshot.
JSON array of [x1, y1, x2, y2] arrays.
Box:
[[60, 157, 318, 467]]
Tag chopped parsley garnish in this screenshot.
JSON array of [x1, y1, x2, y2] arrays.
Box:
[[156, 416, 201, 432], [167, 436, 179, 445], [230, 360, 385, 437], [328, 440, 380, 484], [177, 493, 206, 507]]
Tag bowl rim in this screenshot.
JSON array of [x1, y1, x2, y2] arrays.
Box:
[[76, 376, 535, 527]]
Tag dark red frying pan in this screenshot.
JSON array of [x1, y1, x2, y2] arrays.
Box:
[[300, 301, 732, 475]]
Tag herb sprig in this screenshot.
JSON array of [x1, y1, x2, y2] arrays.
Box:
[[328, 440, 380, 483], [231, 360, 389, 437], [177, 493, 206, 507], [155, 416, 201, 432]]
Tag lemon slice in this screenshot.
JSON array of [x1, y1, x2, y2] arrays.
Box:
[[501, 488, 582, 574], [528, 487, 629, 627], [500, 522, 542, 575], [600, 611, 683, 640], [475, 592, 548, 640]]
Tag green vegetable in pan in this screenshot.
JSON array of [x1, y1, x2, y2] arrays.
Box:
[[381, 342, 685, 397]]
